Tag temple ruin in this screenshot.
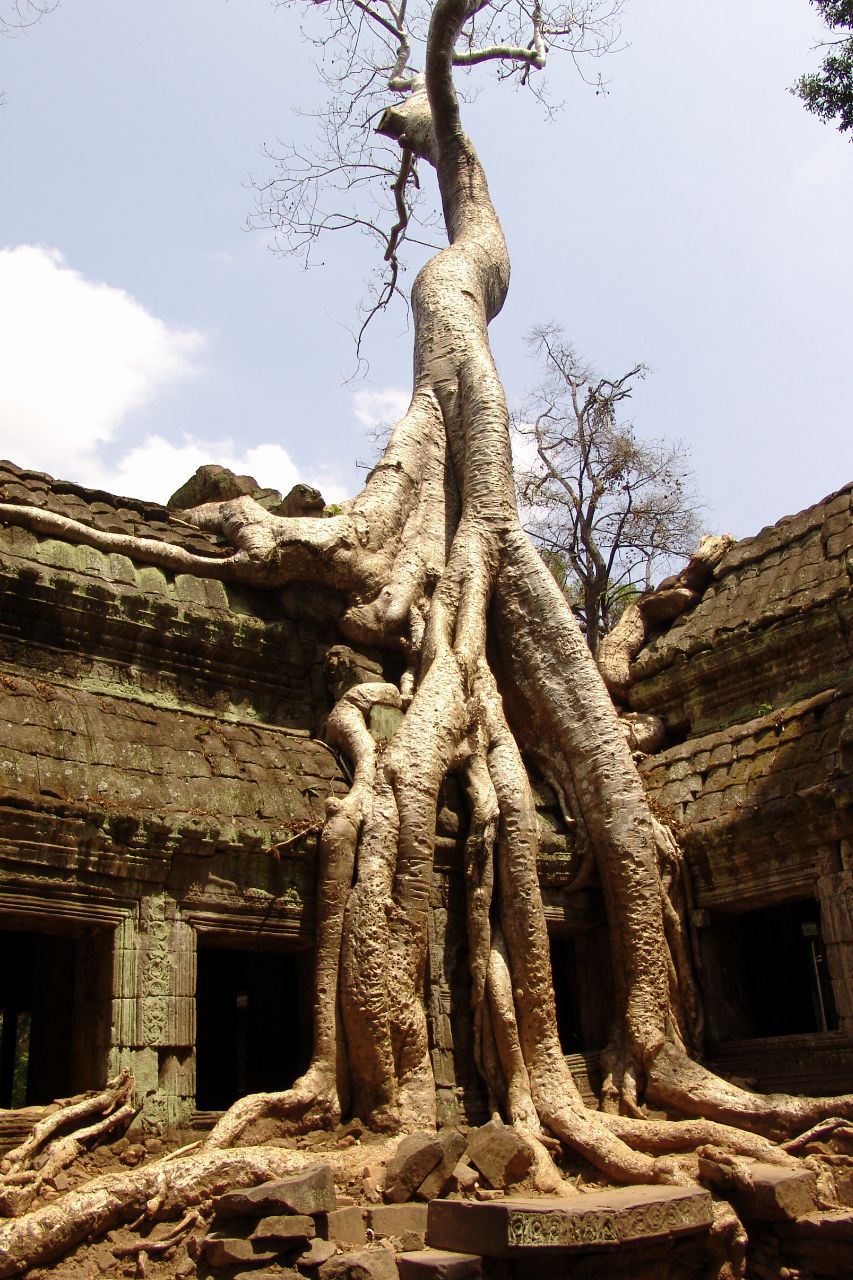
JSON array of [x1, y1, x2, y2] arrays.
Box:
[[1, 458, 850, 1133], [0, 460, 852, 1276]]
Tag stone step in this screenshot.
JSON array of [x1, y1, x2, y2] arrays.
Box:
[[426, 1185, 713, 1256], [397, 1248, 482, 1279]]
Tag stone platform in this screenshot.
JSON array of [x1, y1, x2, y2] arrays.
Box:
[[426, 1185, 714, 1256]]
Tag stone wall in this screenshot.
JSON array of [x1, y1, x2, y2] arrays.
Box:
[[629, 483, 853, 1090], [1, 457, 852, 1123]]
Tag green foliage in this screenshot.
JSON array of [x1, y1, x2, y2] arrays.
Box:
[[794, 0, 853, 136]]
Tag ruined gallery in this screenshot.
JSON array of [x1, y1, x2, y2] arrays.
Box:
[[0, 456, 851, 1276]]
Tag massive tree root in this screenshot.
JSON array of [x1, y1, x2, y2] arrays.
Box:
[[2, 0, 853, 1269]]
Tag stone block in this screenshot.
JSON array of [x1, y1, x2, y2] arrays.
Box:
[[397, 1250, 481, 1280], [698, 1157, 818, 1221], [318, 1249, 400, 1280], [252, 1213, 316, 1243], [384, 1132, 444, 1203], [202, 1236, 280, 1268], [426, 1186, 714, 1256], [318, 1206, 368, 1247], [417, 1131, 469, 1201], [369, 1203, 429, 1238], [450, 1163, 479, 1193], [299, 1238, 338, 1268], [214, 1165, 338, 1218], [465, 1120, 534, 1190]]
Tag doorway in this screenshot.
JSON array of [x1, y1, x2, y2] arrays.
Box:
[[195, 943, 312, 1110]]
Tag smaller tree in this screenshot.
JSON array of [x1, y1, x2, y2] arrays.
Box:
[[794, 0, 853, 137], [514, 323, 702, 656]]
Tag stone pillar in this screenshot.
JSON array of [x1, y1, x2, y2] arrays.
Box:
[[108, 894, 196, 1132], [816, 866, 853, 1036]]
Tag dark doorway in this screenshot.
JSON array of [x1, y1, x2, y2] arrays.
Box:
[[195, 944, 312, 1110], [549, 927, 613, 1055], [702, 899, 838, 1043], [0, 926, 111, 1107]]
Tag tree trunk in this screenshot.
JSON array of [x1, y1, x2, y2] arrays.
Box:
[[1, 0, 853, 1269]]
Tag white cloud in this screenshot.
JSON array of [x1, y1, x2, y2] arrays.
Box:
[[0, 245, 204, 486], [61, 431, 351, 508], [0, 245, 351, 507], [351, 386, 410, 431]]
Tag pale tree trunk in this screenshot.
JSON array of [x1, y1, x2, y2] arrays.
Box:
[[1, 0, 853, 1270]]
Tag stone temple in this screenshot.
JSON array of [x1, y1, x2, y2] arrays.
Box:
[[1, 460, 852, 1277], [0, 457, 850, 1144]]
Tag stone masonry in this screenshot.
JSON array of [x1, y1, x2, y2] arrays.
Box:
[[0, 457, 851, 1127]]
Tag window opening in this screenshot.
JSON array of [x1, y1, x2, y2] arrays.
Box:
[[702, 899, 838, 1043]]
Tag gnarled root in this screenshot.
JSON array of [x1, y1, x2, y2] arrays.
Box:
[[0, 1072, 135, 1217], [646, 1040, 853, 1142]]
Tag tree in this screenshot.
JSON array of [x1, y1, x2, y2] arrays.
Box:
[[794, 0, 853, 137], [514, 324, 702, 657], [2, 0, 853, 1271]]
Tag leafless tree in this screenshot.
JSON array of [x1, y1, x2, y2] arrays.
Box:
[[2, 0, 852, 1269], [0, 0, 55, 36], [515, 324, 702, 656]]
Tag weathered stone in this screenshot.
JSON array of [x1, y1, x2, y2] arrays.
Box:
[[426, 1186, 714, 1256], [318, 1248, 400, 1280], [397, 1250, 482, 1280], [398, 1230, 426, 1252], [465, 1120, 534, 1190], [234, 1272, 303, 1280], [698, 1157, 818, 1221], [272, 483, 326, 518], [317, 1206, 369, 1247], [383, 1132, 444, 1203], [167, 464, 263, 509], [362, 1164, 385, 1204], [417, 1130, 468, 1201], [299, 1237, 339, 1268], [214, 1165, 337, 1218], [202, 1235, 280, 1267], [369, 1203, 429, 1239], [251, 1213, 317, 1243], [449, 1163, 478, 1193]]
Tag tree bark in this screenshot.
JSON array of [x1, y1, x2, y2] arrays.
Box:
[[1, 0, 852, 1270]]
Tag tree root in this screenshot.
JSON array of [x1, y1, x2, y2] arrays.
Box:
[[0, 1072, 135, 1217], [0, 1145, 313, 1278]]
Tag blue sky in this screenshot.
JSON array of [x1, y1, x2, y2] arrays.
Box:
[[1, 0, 851, 539]]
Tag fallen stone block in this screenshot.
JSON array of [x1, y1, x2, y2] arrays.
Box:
[[698, 1157, 818, 1222], [202, 1236, 280, 1268], [214, 1164, 338, 1218], [397, 1248, 482, 1279], [318, 1205, 369, 1247], [370, 1203, 429, 1239], [318, 1247, 400, 1279], [233, 1272, 302, 1280], [449, 1163, 478, 1193], [465, 1119, 533, 1190], [384, 1132, 444, 1203], [252, 1213, 317, 1243], [426, 1185, 714, 1256], [363, 1164, 385, 1203], [299, 1237, 339, 1268], [417, 1131, 469, 1201]]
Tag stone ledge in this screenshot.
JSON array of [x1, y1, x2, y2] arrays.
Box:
[[426, 1186, 713, 1256]]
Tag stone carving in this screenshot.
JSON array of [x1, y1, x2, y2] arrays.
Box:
[[504, 1190, 713, 1249]]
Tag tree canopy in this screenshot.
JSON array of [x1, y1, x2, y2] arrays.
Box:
[[795, 0, 853, 136]]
